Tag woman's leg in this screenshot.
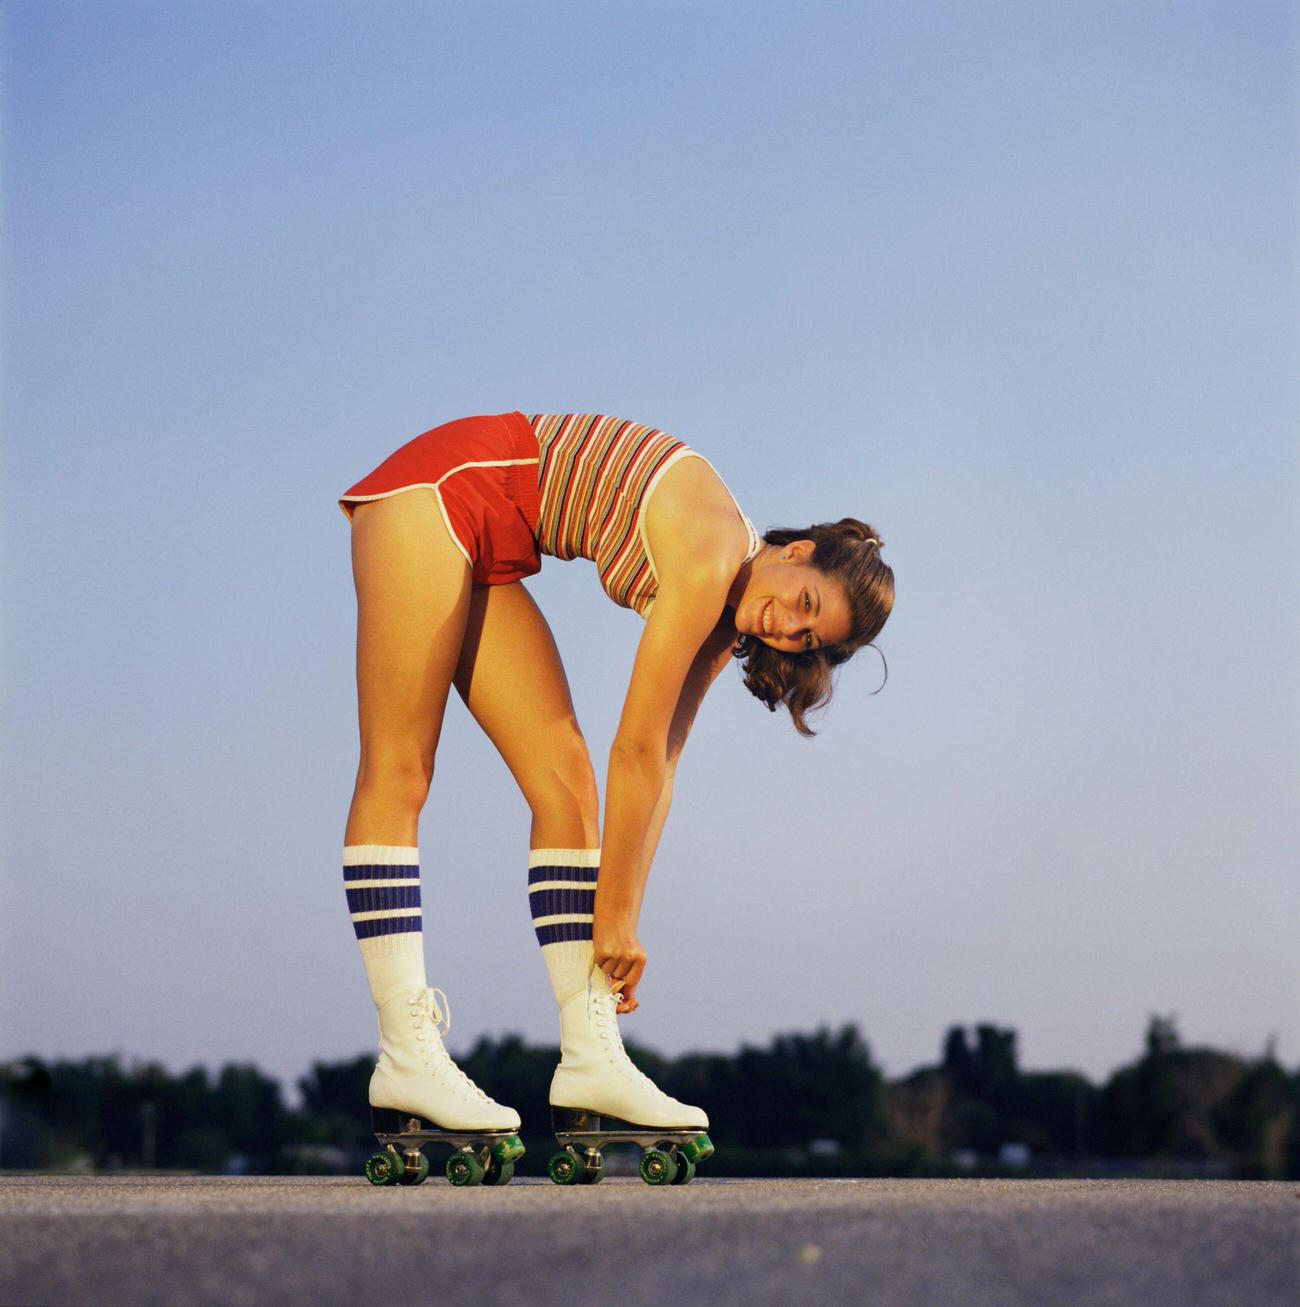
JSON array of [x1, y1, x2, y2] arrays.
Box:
[[453, 582, 600, 1005], [346, 489, 472, 847], [452, 584, 706, 1135], [341, 490, 519, 1133], [344, 488, 470, 1002], [453, 581, 599, 851]]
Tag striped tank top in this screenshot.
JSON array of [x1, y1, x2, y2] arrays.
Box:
[[528, 414, 762, 619]]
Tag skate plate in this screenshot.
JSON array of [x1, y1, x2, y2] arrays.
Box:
[[365, 1107, 525, 1187], [551, 1106, 712, 1151], [548, 1106, 714, 1185]]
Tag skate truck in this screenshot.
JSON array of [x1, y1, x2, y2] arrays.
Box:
[[363, 1107, 526, 1187], [546, 1107, 715, 1185]]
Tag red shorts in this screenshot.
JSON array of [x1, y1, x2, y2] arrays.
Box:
[[338, 412, 542, 588]]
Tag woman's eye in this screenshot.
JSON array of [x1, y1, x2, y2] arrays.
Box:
[[803, 591, 811, 612]]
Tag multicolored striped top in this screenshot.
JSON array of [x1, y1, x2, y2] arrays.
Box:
[[528, 414, 762, 619]]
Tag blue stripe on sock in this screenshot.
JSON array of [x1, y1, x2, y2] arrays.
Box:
[[346, 885, 422, 914], [353, 914, 422, 941], [527, 864, 598, 886], [528, 887, 595, 919], [534, 920, 593, 946], [343, 863, 420, 882]]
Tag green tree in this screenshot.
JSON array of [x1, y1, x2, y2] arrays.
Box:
[[1213, 1054, 1295, 1179], [942, 1026, 975, 1093], [296, 1055, 373, 1149], [731, 1025, 885, 1150], [212, 1064, 288, 1164]]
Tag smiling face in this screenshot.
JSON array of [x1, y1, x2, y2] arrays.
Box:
[[733, 540, 853, 653]]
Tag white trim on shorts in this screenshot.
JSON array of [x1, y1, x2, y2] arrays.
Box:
[[340, 457, 541, 572]]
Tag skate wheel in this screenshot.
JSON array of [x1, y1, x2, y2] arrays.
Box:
[[446, 1149, 485, 1186], [364, 1150, 403, 1186], [679, 1133, 714, 1165], [639, 1148, 678, 1186], [669, 1153, 696, 1185], [483, 1155, 515, 1186], [399, 1149, 430, 1185], [490, 1134, 526, 1166], [547, 1148, 582, 1185]]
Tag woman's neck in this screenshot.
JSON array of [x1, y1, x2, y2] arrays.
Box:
[[724, 544, 769, 611]]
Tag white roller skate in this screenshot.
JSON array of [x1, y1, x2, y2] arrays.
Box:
[[546, 973, 713, 1186], [363, 987, 524, 1187]]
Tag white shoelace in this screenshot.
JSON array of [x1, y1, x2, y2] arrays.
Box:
[[584, 980, 677, 1100], [407, 987, 494, 1106]]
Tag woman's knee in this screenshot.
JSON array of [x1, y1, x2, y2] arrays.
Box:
[[353, 752, 435, 810], [526, 732, 599, 825]]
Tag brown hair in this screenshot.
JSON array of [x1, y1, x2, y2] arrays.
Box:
[[732, 518, 894, 736]]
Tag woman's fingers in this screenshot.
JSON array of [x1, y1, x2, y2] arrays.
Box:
[[593, 926, 646, 1013], [599, 957, 643, 1013], [603, 954, 642, 981], [597, 948, 646, 984], [603, 951, 645, 982], [593, 925, 646, 997], [612, 975, 640, 1014]]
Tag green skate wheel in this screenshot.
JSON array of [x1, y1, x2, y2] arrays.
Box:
[[639, 1148, 678, 1186], [364, 1150, 403, 1186], [483, 1155, 515, 1186], [680, 1134, 714, 1165], [547, 1148, 582, 1185], [491, 1134, 526, 1166], [669, 1154, 696, 1185], [446, 1149, 485, 1186], [399, 1150, 430, 1185]]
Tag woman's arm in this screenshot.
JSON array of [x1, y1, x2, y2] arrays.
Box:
[[596, 609, 737, 1007], [610, 615, 735, 1012], [635, 612, 737, 912], [593, 579, 733, 1001]]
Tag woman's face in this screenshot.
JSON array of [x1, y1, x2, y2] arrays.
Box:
[[734, 541, 853, 653]]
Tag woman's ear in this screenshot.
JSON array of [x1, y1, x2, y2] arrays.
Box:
[[788, 538, 816, 563]]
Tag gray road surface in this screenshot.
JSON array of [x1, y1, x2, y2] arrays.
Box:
[[1, 1176, 1295, 1307]]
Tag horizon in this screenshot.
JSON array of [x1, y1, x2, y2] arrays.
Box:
[[5, 1009, 1284, 1103]]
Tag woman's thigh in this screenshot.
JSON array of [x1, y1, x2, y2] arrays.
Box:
[[351, 488, 473, 793], [453, 582, 599, 835]]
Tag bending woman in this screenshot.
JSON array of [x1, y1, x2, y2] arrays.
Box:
[[338, 412, 894, 1166]]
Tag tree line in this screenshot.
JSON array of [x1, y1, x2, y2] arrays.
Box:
[[2, 1015, 1294, 1179]]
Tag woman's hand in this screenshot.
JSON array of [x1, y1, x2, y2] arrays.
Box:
[[593, 918, 645, 1014]]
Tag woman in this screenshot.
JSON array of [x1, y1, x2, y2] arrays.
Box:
[[338, 411, 894, 1182]]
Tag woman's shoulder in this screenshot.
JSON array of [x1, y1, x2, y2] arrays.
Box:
[[644, 454, 755, 579]]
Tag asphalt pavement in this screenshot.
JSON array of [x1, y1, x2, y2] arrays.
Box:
[[1, 1175, 1295, 1306]]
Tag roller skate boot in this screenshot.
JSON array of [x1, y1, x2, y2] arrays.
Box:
[[546, 975, 713, 1186], [362, 986, 524, 1187]]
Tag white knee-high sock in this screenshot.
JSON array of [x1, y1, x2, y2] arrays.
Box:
[[343, 844, 427, 1005], [528, 847, 601, 1006]]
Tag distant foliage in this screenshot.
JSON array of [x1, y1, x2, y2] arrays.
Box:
[[0, 1056, 289, 1171], [2, 1015, 1295, 1178]]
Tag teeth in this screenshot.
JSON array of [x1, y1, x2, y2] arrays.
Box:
[[762, 601, 772, 635]]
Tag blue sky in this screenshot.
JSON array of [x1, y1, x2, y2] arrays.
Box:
[[2, 0, 1296, 1093]]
